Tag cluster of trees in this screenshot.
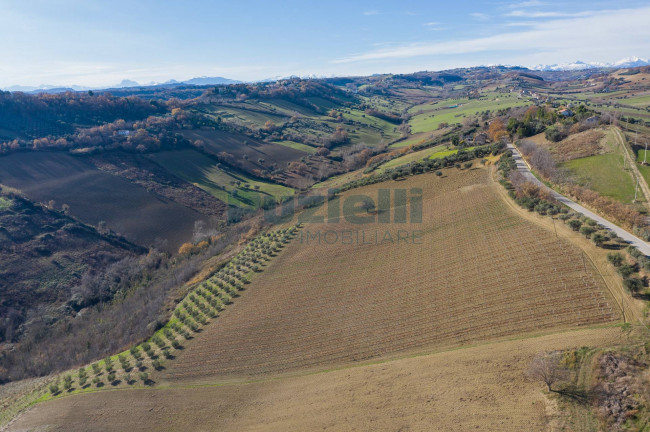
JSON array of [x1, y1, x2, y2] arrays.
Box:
[[608, 247, 649, 294], [0, 220, 256, 382], [201, 79, 351, 110], [363, 108, 403, 125], [0, 90, 162, 126], [0, 91, 164, 154], [0, 97, 227, 155], [517, 140, 558, 180], [334, 143, 503, 193], [321, 126, 350, 148], [507, 106, 557, 138]]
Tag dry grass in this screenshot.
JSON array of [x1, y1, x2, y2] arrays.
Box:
[[6, 327, 622, 432], [523, 129, 606, 162]]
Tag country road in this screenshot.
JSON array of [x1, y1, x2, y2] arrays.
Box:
[[612, 127, 650, 207], [507, 143, 650, 256]]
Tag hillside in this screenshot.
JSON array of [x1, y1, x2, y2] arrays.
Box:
[[3, 65, 650, 430], [3, 163, 624, 431], [0, 192, 144, 351], [162, 166, 618, 383]]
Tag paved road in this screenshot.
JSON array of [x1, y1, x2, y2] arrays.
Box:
[[506, 143, 650, 256]]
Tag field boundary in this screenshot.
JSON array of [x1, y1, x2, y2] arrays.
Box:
[[489, 164, 644, 325]]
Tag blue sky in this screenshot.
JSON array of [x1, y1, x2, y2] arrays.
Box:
[[0, 0, 649, 87]]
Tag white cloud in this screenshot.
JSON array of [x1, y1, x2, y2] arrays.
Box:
[[503, 21, 537, 27], [363, 10, 379, 16], [423, 21, 446, 31], [506, 0, 548, 9], [505, 10, 591, 18], [332, 6, 650, 68], [470, 12, 490, 21]]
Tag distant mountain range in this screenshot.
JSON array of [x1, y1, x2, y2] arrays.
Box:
[[1, 76, 242, 93], [531, 56, 650, 72], [3, 57, 650, 93]]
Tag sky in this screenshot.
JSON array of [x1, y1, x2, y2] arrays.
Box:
[[0, 0, 649, 88]]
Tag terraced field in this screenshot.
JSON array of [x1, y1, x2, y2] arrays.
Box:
[[161, 166, 619, 383]]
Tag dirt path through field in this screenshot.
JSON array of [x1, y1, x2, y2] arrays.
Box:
[[613, 126, 650, 207]]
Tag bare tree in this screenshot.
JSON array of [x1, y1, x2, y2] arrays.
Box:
[[527, 351, 568, 392]]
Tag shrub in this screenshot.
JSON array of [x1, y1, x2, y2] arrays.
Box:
[[63, 375, 73, 391], [618, 264, 636, 278], [591, 232, 606, 247], [607, 253, 624, 267], [124, 373, 132, 384], [568, 219, 582, 231], [624, 277, 644, 293], [139, 372, 148, 383], [91, 363, 101, 375], [107, 372, 116, 382], [152, 335, 165, 348], [49, 383, 59, 394], [627, 246, 643, 259], [579, 226, 596, 238]]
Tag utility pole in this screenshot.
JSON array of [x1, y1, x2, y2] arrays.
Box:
[[645, 142, 648, 165]]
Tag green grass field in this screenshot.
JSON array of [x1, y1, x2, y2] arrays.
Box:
[[637, 149, 650, 164], [379, 145, 448, 170], [563, 154, 636, 203], [637, 164, 650, 195], [621, 94, 650, 108], [408, 94, 527, 133], [273, 140, 317, 154], [148, 150, 294, 208]]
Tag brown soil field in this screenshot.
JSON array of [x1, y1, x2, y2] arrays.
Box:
[[159, 166, 620, 383], [6, 327, 622, 432], [181, 129, 305, 168], [0, 152, 208, 251]]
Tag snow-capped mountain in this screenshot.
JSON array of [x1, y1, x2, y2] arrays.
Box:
[[532, 57, 649, 71]]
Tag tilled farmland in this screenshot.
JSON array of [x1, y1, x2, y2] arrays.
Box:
[[162, 167, 619, 383]]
